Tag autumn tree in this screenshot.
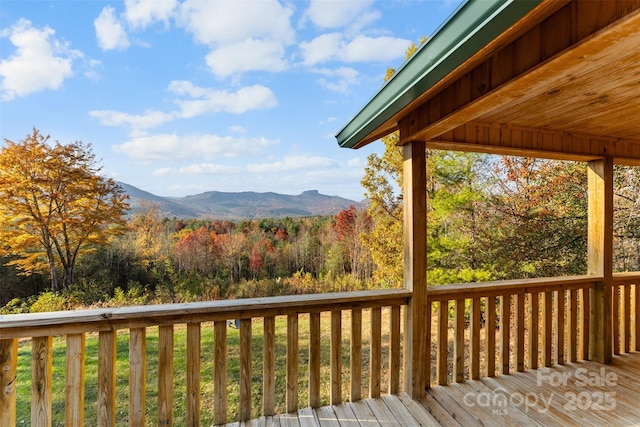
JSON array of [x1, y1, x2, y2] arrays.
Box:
[[0, 129, 129, 291], [487, 157, 587, 278]]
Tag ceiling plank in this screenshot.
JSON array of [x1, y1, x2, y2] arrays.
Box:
[[399, 7, 640, 148]]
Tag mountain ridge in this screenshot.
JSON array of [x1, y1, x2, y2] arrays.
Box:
[[118, 182, 364, 220]]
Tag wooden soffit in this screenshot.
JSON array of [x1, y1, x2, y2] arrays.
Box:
[[398, 0, 640, 164]]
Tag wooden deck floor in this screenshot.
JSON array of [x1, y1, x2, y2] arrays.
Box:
[[225, 353, 640, 426]]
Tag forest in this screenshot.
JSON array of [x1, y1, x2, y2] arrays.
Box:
[[3, 131, 640, 314]]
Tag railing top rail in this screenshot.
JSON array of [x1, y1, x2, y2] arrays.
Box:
[[0, 289, 411, 339], [426, 274, 607, 301]]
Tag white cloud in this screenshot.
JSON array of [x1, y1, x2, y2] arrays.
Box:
[[89, 109, 174, 130], [341, 35, 411, 62], [314, 67, 359, 92], [247, 156, 336, 173], [301, 33, 409, 66], [205, 39, 288, 77], [170, 81, 277, 116], [303, 0, 377, 30], [300, 33, 343, 66], [91, 81, 277, 133], [177, 0, 295, 45], [95, 6, 130, 51], [0, 19, 78, 101], [229, 125, 247, 134], [112, 133, 279, 160], [124, 0, 177, 29], [153, 163, 242, 176]]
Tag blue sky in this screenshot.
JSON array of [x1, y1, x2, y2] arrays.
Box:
[[1, 0, 459, 201]]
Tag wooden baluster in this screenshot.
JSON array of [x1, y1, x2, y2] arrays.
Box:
[[98, 332, 115, 427], [486, 297, 496, 377], [390, 305, 401, 393], [129, 330, 145, 427], [516, 292, 525, 372], [569, 289, 578, 363], [67, 333, 85, 427], [543, 291, 552, 367], [370, 307, 382, 398], [529, 293, 539, 370], [613, 284, 620, 355], [625, 284, 631, 353], [263, 316, 276, 415], [500, 295, 511, 375], [635, 284, 640, 352], [470, 298, 480, 380], [309, 313, 321, 408], [454, 299, 465, 383], [556, 290, 565, 365], [581, 287, 590, 360], [158, 325, 174, 427], [214, 321, 227, 425], [0, 339, 17, 427], [187, 323, 201, 427], [331, 310, 342, 405], [350, 308, 362, 402], [239, 319, 252, 421], [437, 301, 449, 385], [287, 314, 299, 413]]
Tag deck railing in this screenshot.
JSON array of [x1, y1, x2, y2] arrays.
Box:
[[0, 289, 410, 427], [427, 273, 640, 386]]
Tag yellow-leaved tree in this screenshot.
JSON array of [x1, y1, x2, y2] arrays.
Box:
[[0, 129, 129, 291]]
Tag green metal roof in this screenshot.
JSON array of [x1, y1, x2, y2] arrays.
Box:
[[335, 0, 543, 149]]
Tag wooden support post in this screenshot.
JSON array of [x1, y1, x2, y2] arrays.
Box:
[[0, 339, 17, 427], [402, 140, 427, 398], [588, 157, 613, 363]]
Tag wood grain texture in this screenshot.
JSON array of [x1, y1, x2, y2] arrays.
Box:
[[97, 332, 115, 427], [370, 307, 381, 398], [308, 312, 321, 409], [158, 325, 174, 427], [128, 329, 145, 427], [401, 141, 427, 398], [588, 158, 614, 363], [239, 319, 252, 421], [389, 305, 401, 393], [453, 299, 465, 383], [1, 289, 411, 339], [286, 314, 299, 413], [500, 295, 511, 375], [263, 316, 276, 416], [486, 297, 496, 377], [187, 323, 201, 427], [350, 308, 362, 402], [214, 321, 227, 425], [0, 339, 17, 427], [330, 310, 342, 405], [66, 333, 85, 427]]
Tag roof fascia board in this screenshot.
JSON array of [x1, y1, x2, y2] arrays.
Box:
[[335, 0, 543, 149]]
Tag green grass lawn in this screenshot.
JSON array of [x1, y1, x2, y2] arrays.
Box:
[[15, 310, 395, 426]]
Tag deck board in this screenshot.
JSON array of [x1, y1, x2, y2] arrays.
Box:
[[223, 354, 640, 426]]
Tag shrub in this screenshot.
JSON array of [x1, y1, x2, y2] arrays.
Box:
[[29, 291, 69, 313]]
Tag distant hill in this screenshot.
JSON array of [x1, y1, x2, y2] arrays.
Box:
[[118, 182, 364, 220]]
